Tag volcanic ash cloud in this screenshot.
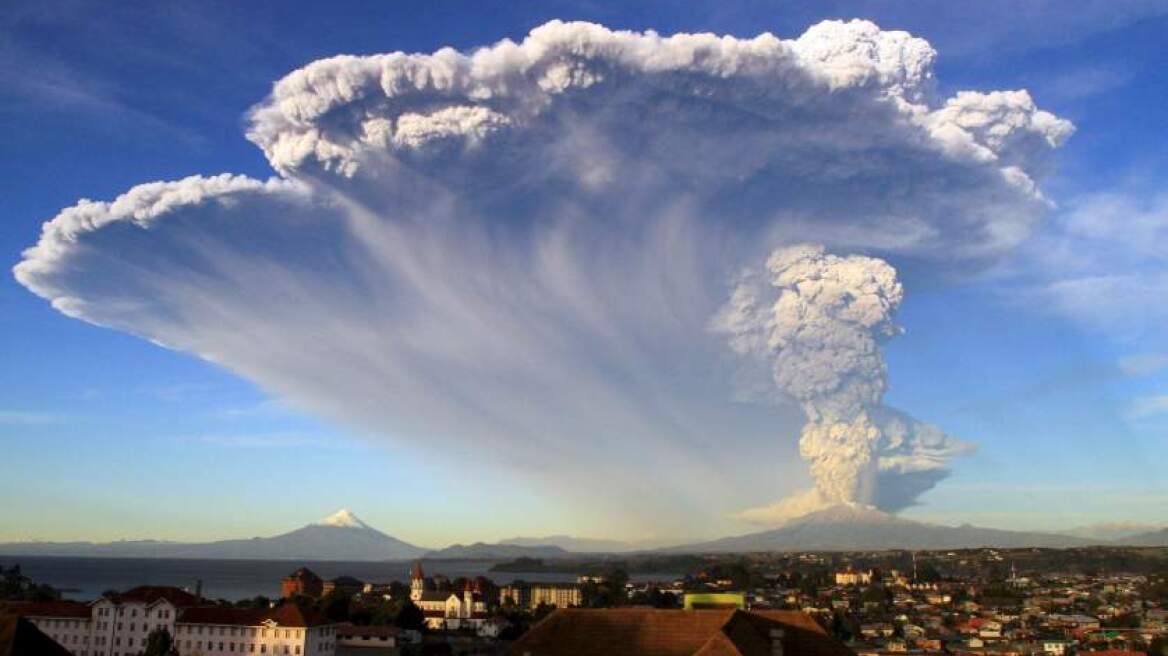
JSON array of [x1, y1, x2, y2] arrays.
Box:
[[714, 244, 971, 523], [14, 20, 1066, 527]]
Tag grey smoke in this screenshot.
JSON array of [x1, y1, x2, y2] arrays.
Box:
[[714, 244, 970, 523]]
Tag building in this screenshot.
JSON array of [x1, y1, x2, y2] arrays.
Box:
[[173, 604, 336, 656], [335, 622, 404, 649], [8, 601, 93, 654], [507, 608, 856, 656], [682, 593, 746, 610], [409, 562, 489, 631], [282, 568, 325, 599], [0, 611, 75, 656], [835, 569, 874, 587], [15, 585, 199, 656], [499, 583, 582, 611], [7, 586, 337, 656], [321, 576, 364, 598]]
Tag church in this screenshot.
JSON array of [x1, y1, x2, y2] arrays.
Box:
[[409, 562, 488, 631]]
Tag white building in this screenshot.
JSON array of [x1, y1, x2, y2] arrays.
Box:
[[16, 601, 93, 655], [408, 562, 488, 631], [20, 586, 198, 656], [14, 586, 336, 656], [173, 605, 336, 655], [834, 569, 874, 586]]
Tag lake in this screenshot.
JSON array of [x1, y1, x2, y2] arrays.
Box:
[[4, 556, 672, 601]]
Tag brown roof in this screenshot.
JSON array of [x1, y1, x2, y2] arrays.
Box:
[[336, 622, 401, 638], [0, 612, 74, 656], [178, 603, 332, 628], [284, 567, 322, 583], [178, 607, 267, 626], [507, 608, 854, 656], [265, 603, 331, 627], [0, 601, 91, 619], [107, 586, 198, 607]]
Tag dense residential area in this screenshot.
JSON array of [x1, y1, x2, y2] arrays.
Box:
[[2, 548, 1168, 656]]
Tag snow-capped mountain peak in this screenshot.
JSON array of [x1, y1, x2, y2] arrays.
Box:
[[317, 509, 370, 529]]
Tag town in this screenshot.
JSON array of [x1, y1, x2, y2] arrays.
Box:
[[3, 547, 1167, 656]]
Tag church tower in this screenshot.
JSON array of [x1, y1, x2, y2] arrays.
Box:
[[410, 561, 425, 602]]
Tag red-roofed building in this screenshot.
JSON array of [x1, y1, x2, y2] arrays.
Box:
[[8, 586, 197, 656], [173, 603, 337, 655], [281, 566, 324, 599], [4, 586, 342, 656]]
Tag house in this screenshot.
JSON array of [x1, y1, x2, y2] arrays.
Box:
[[507, 608, 855, 656], [282, 567, 325, 599]]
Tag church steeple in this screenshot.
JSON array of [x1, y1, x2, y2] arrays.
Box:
[[410, 561, 425, 602]]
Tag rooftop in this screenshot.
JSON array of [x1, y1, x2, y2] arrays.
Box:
[[508, 608, 854, 656]]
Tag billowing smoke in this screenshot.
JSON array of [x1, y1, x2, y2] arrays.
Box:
[[714, 244, 970, 523], [13, 20, 1069, 533]]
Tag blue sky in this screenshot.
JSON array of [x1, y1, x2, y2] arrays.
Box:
[[2, 1, 1166, 546]]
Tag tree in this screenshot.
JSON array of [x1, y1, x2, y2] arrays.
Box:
[[395, 599, 425, 631], [142, 627, 173, 656], [0, 564, 59, 601], [388, 580, 410, 600], [319, 590, 351, 623], [861, 585, 889, 605]]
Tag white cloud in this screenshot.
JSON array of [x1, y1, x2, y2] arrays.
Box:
[[0, 410, 63, 425], [1014, 190, 1168, 338], [13, 20, 1068, 529], [1127, 395, 1168, 421], [194, 433, 332, 449], [1119, 354, 1168, 377]]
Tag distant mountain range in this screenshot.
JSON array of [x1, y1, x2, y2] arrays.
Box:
[[2, 507, 1163, 560], [1117, 527, 1168, 546], [498, 536, 679, 553], [661, 505, 1100, 553], [424, 542, 573, 559], [1058, 522, 1163, 543], [0, 510, 426, 561]]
